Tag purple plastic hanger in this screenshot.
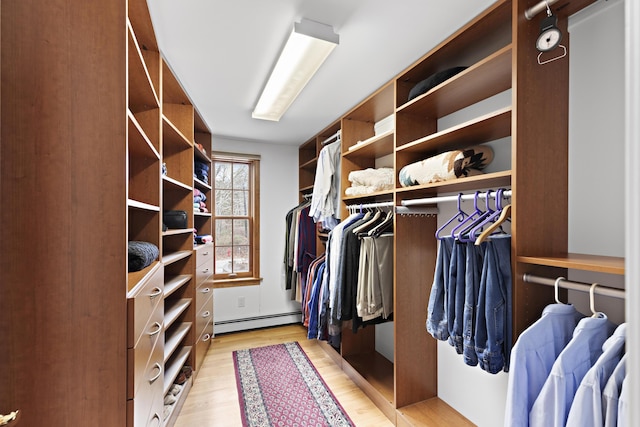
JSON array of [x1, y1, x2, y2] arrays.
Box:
[[435, 193, 467, 240]]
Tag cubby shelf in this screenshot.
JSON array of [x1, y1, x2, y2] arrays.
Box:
[[517, 253, 625, 275]]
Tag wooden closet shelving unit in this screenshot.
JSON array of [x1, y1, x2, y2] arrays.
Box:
[[1, 1, 213, 425], [298, 0, 603, 425]]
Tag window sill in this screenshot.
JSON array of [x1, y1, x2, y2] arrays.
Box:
[[213, 277, 263, 288]]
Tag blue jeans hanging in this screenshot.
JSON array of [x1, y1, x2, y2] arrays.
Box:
[[426, 237, 453, 340]]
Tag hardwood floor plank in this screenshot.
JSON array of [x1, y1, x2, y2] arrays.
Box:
[[174, 324, 393, 427]]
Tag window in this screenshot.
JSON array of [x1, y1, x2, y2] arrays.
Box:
[[212, 154, 261, 286]]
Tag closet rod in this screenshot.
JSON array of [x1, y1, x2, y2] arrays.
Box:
[[523, 273, 626, 299], [347, 200, 394, 210], [525, 0, 561, 20], [400, 190, 512, 207], [322, 129, 341, 145]]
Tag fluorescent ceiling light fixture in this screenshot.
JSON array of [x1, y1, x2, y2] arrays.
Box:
[[252, 19, 339, 121]]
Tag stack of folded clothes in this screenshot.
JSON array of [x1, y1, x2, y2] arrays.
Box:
[[194, 161, 209, 183], [193, 188, 208, 213], [345, 167, 395, 196], [127, 241, 159, 272]]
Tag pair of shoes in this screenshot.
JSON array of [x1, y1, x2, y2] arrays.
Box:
[[163, 405, 171, 420], [164, 393, 177, 405], [181, 365, 193, 379], [169, 384, 183, 396], [175, 372, 187, 385]]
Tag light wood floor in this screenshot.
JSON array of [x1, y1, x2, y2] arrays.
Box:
[[174, 324, 394, 427]]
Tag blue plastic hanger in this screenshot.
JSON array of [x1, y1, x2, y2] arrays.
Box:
[[467, 188, 508, 242]]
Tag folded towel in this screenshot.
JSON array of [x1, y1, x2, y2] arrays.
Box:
[[399, 145, 494, 187], [128, 241, 159, 272], [348, 167, 394, 189]]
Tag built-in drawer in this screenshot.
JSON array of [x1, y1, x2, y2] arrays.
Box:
[[195, 280, 213, 314], [127, 264, 164, 349], [195, 243, 214, 267], [195, 293, 213, 339], [126, 361, 164, 427], [195, 258, 213, 287], [127, 315, 164, 399], [194, 319, 214, 373]]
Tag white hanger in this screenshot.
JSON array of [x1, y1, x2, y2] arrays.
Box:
[[554, 276, 566, 304]]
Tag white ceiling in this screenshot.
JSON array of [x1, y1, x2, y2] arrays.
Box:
[[147, 0, 495, 146]]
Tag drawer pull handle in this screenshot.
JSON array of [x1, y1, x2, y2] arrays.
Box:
[[202, 268, 210, 273], [203, 333, 211, 342], [150, 413, 161, 427], [201, 287, 211, 294], [203, 251, 209, 256], [202, 311, 211, 318], [148, 362, 162, 383], [148, 322, 162, 337], [149, 287, 162, 298]]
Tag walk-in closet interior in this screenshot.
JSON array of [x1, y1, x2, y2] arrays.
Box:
[[1, 0, 638, 426]]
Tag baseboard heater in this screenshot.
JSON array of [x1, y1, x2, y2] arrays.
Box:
[[215, 311, 302, 326]]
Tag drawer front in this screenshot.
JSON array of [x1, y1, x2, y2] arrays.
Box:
[[127, 317, 164, 400], [195, 243, 214, 267], [127, 367, 164, 427], [195, 259, 213, 286], [195, 319, 214, 373], [195, 280, 213, 314], [127, 264, 164, 348], [195, 294, 213, 338]]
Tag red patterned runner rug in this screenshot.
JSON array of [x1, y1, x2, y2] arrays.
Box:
[[233, 342, 355, 427]]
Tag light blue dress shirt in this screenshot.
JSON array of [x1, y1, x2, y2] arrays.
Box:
[[617, 375, 628, 427], [603, 354, 626, 427], [504, 303, 583, 427], [529, 314, 615, 427], [566, 323, 626, 427]]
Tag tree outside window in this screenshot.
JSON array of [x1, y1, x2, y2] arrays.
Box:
[[213, 155, 260, 285]]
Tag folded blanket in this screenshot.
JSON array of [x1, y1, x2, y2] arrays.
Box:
[[348, 168, 394, 190], [345, 185, 386, 196], [128, 241, 159, 272], [399, 145, 493, 187]]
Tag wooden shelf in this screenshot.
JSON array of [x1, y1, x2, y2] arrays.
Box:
[[395, 170, 512, 196], [517, 253, 625, 275], [163, 115, 193, 149], [128, 0, 158, 52], [164, 299, 191, 331], [128, 199, 160, 212], [163, 346, 192, 395], [396, 107, 511, 154], [342, 352, 395, 422], [300, 157, 318, 171], [164, 322, 192, 363], [164, 274, 192, 298], [162, 250, 192, 266], [343, 189, 395, 202], [162, 175, 193, 192], [127, 22, 159, 113], [344, 130, 394, 159], [128, 111, 161, 160], [163, 228, 195, 237], [397, 398, 474, 427], [397, 45, 512, 119], [193, 177, 211, 190], [194, 211, 212, 218]]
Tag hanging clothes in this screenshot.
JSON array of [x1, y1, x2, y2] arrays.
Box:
[[504, 303, 584, 427], [528, 314, 616, 427], [283, 201, 315, 300], [426, 232, 513, 374], [309, 139, 341, 230], [602, 354, 626, 427], [566, 323, 626, 427]]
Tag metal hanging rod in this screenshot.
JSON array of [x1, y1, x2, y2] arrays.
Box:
[[347, 201, 394, 211], [525, 0, 561, 20], [322, 129, 341, 145], [400, 190, 512, 207], [395, 206, 439, 216], [523, 273, 626, 299]]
